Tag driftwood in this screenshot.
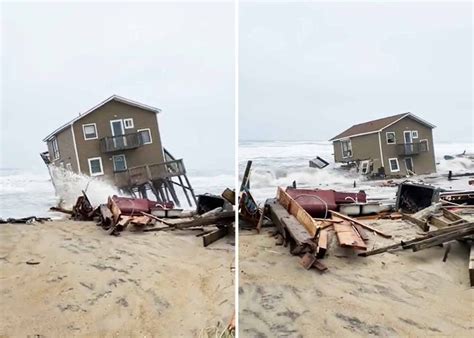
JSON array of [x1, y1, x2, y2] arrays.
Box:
[[330, 210, 391, 238]]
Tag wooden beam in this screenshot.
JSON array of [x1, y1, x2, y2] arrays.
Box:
[[469, 242, 474, 287], [402, 213, 429, 232], [202, 227, 229, 247], [330, 210, 392, 238]]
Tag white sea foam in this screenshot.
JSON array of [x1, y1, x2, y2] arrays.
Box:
[[0, 166, 234, 218], [239, 141, 474, 203]]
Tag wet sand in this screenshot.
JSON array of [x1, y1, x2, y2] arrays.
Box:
[[0, 220, 234, 337], [239, 218, 473, 337]]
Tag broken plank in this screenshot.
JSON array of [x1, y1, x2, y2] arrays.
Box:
[[331, 210, 391, 238], [333, 221, 366, 250], [316, 229, 328, 258], [470, 242, 474, 287], [402, 213, 429, 232], [202, 227, 229, 247], [353, 223, 369, 241]]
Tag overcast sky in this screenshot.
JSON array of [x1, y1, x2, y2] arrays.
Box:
[[1, 1, 234, 174], [239, 1, 473, 143]]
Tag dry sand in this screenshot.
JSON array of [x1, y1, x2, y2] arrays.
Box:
[[239, 218, 474, 337], [0, 220, 234, 337]]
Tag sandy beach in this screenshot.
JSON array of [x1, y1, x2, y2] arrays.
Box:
[[239, 218, 474, 337], [0, 220, 234, 337]]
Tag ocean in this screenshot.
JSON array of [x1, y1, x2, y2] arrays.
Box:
[[239, 140, 474, 203], [0, 166, 234, 219], [1, 141, 472, 218]]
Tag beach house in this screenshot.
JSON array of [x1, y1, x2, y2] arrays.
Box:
[[42, 95, 195, 206], [329, 113, 436, 177]]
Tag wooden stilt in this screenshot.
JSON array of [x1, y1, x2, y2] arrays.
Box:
[[178, 175, 192, 206]]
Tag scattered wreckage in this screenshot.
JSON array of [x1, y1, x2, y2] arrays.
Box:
[[53, 189, 235, 247], [239, 161, 474, 286]]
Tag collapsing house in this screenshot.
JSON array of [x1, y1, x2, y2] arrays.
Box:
[[41, 95, 195, 206], [329, 112, 437, 177]]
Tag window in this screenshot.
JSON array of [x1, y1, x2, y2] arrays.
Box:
[[341, 139, 352, 158], [386, 132, 396, 144], [51, 137, 60, 160], [138, 128, 152, 145], [82, 123, 98, 140], [412, 130, 418, 139], [360, 160, 370, 175], [88, 157, 104, 176], [112, 154, 127, 172], [124, 118, 134, 129], [388, 158, 400, 172], [420, 139, 429, 152]]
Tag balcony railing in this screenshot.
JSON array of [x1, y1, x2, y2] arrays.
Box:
[[100, 133, 143, 153], [396, 142, 428, 156], [114, 159, 187, 188]]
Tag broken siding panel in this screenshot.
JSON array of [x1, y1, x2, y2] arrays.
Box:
[[333, 140, 343, 162], [381, 116, 436, 175]]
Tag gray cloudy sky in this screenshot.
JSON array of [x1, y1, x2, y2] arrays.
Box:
[[1, 1, 234, 174], [239, 1, 473, 143]]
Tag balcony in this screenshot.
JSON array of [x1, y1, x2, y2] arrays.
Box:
[[100, 133, 143, 153], [396, 142, 428, 156], [114, 159, 187, 188]]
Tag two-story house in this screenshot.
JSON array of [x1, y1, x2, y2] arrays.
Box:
[[329, 113, 436, 177], [42, 95, 195, 206]]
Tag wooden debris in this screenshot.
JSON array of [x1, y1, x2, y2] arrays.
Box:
[[333, 221, 366, 250], [470, 242, 474, 287], [202, 227, 229, 247], [330, 210, 391, 238]]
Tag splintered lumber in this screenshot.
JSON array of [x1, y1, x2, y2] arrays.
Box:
[[360, 222, 474, 256], [277, 187, 321, 237], [411, 226, 474, 252], [300, 252, 328, 271], [442, 208, 464, 222], [316, 229, 328, 258], [222, 188, 236, 205], [402, 213, 429, 232], [140, 212, 174, 226], [99, 204, 113, 227], [174, 211, 234, 229], [428, 216, 451, 229], [470, 242, 474, 287], [202, 227, 229, 247], [50, 206, 74, 215], [333, 221, 367, 250], [107, 197, 121, 225], [353, 223, 369, 241], [330, 210, 391, 238]]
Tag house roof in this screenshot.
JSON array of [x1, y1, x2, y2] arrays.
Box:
[[42, 95, 161, 141], [329, 113, 436, 142]]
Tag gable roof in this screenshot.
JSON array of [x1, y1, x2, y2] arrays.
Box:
[[329, 113, 435, 142], [43, 95, 161, 141]]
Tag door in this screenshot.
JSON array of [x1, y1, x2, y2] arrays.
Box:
[[110, 120, 126, 148], [404, 157, 414, 173], [404, 131, 413, 154]]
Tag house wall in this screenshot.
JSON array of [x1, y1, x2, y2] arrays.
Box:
[[381, 116, 436, 176], [47, 126, 78, 172], [333, 133, 383, 171], [72, 100, 165, 181]]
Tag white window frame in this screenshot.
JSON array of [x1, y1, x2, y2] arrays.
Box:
[[341, 139, 352, 158], [51, 137, 60, 160], [124, 118, 134, 129], [88, 157, 104, 176], [420, 139, 429, 151], [360, 160, 370, 175], [388, 158, 400, 172], [82, 123, 98, 140], [386, 132, 396, 144], [412, 130, 418, 139], [112, 154, 128, 172], [404, 157, 414, 173], [137, 128, 153, 145]]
